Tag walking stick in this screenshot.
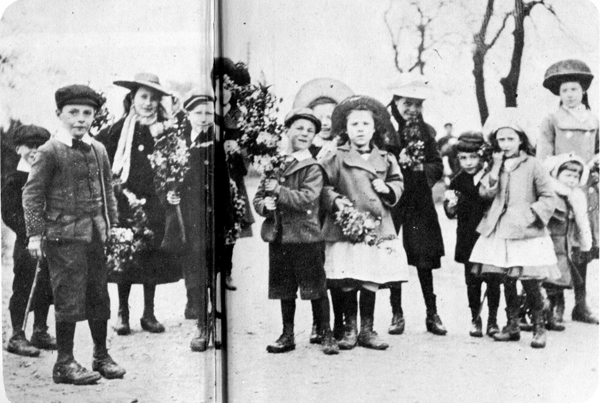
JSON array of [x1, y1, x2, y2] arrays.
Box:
[[22, 258, 44, 333]]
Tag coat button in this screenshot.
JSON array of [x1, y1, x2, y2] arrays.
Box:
[[138, 144, 145, 151], [566, 131, 573, 139], [280, 178, 285, 183]]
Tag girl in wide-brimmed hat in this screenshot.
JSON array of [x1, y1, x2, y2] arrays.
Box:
[[470, 107, 558, 349], [97, 72, 180, 336], [293, 78, 354, 162], [537, 59, 599, 325], [386, 74, 447, 337], [320, 95, 407, 351]]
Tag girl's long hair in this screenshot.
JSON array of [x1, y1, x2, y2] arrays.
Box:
[[489, 129, 535, 157], [336, 105, 389, 150]]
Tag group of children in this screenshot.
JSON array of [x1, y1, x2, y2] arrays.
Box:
[[257, 58, 598, 355]]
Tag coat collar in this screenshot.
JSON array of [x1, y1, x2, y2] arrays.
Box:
[[339, 144, 387, 176], [282, 157, 319, 177], [55, 128, 92, 147], [502, 151, 529, 172], [556, 106, 599, 130]]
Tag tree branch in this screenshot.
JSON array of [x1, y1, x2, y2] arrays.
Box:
[[487, 12, 512, 49], [384, 0, 403, 74]]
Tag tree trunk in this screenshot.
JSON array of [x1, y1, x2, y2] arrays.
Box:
[[500, 0, 525, 107], [472, 41, 489, 125]]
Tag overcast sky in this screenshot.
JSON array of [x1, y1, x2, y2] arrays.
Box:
[[1, 0, 599, 138]]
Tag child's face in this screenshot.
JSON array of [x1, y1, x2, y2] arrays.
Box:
[[133, 86, 161, 117], [559, 81, 584, 109], [457, 151, 481, 174], [311, 103, 336, 140], [57, 104, 95, 138], [557, 169, 581, 188], [188, 102, 214, 133], [16, 145, 38, 166], [347, 110, 374, 149], [496, 128, 522, 158], [395, 97, 423, 122], [288, 118, 317, 152]]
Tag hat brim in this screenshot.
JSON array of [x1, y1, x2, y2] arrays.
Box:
[[292, 78, 354, 109], [543, 73, 593, 95], [285, 114, 322, 134], [113, 80, 171, 96], [58, 97, 101, 109], [389, 85, 431, 100]]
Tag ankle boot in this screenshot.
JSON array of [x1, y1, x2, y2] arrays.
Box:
[[425, 312, 447, 336], [30, 325, 57, 350], [338, 315, 358, 350], [309, 322, 322, 345], [388, 312, 405, 335], [141, 305, 165, 333], [469, 317, 483, 338], [493, 309, 520, 342], [7, 331, 40, 357], [531, 310, 547, 349], [332, 315, 345, 341], [190, 326, 208, 352], [321, 330, 339, 355], [114, 305, 131, 335], [266, 323, 295, 354], [486, 309, 499, 337], [555, 292, 565, 323], [357, 317, 388, 350], [545, 295, 565, 331]]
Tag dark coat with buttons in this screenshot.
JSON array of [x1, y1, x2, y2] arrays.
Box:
[[254, 155, 325, 244], [97, 118, 181, 284]]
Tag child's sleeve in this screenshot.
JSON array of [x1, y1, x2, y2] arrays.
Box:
[[99, 145, 119, 227], [276, 164, 324, 211], [22, 147, 55, 238], [478, 172, 500, 200], [536, 114, 556, 160], [320, 153, 343, 212], [530, 161, 557, 226], [252, 177, 272, 217], [382, 154, 403, 207], [423, 130, 444, 188], [569, 187, 593, 252], [1, 175, 26, 238]]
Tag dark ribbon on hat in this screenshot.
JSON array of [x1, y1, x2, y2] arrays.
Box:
[[72, 138, 91, 152]]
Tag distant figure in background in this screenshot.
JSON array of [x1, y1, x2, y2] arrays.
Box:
[[97, 73, 181, 335], [538, 59, 599, 325], [2, 125, 55, 357], [212, 57, 256, 292], [437, 123, 460, 185], [291, 77, 354, 343]]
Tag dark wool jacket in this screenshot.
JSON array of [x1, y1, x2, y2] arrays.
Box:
[[22, 137, 118, 243], [254, 155, 325, 244]]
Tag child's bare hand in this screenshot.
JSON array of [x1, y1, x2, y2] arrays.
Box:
[[334, 197, 353, 212], [398, 149, 411, 166], [372, 179, 390, 194], [27, 236, 43, 259], [492, 151, 504, 166], [167, 190, 181, 205], [264, 179, 279, 193], [264, 196, 277, 210]]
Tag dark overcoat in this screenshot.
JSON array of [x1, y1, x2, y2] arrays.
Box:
[[96, 118, 181, 284]]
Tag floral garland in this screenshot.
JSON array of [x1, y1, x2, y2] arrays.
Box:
[[227, 75, 286, 177], [106, 189, 154, 274], [334, 205, 381, 246], [477, 142, 493, 168], [400, 119, 425, 170], [224, 178, 247, 245]]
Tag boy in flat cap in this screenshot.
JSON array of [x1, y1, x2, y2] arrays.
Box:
[[23, 84, 125, 384], [2, 125, 55, 357]]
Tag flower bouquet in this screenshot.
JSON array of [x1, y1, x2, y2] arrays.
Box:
[[477, 142, 493, 168], [106, 189, 154, 278], [225, 178, 247, 245], [89, 90, 113, 136], [148, 113, 190, 253], [400, 120, 426, 170], [334, 205, 381, 246]]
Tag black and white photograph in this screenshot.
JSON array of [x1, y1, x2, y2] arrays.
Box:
[[1, 0, 599, 402]]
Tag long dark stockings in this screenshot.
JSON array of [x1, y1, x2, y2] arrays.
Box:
[[56, 321, 76, 364], [88, 320, 108, 357]]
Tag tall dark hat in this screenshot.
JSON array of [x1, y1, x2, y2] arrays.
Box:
[[543, 59, 594, 95]]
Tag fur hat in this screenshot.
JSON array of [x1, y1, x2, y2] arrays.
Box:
[[544, 153, 590, 186], [456, 131, 484, 153], [284, 108, 321, 133], [482, 107, 535, 146], [292, 78, 354, 109], [14, 125, 51, 148], [55, 85, 104, 110], [543, 59, 594, 95], [114, 72, 171, 96]]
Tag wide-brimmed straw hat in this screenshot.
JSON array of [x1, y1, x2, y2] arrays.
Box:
[[388, 74, 432, 101], [543, 59, 594, 95], [114, 72, 171, 96], [284, 108, 322, 133], [183, 86, 215, 111], [331, 95, 397, 146], [292, 78, 354, 109], [482, 107, 535, 146]]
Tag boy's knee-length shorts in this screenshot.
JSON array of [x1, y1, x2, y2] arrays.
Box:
[[45, 240, 110, 323], [268, 242, 327, 300]]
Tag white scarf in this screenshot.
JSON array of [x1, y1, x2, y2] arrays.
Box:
[[112, 109, 157, 184]]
